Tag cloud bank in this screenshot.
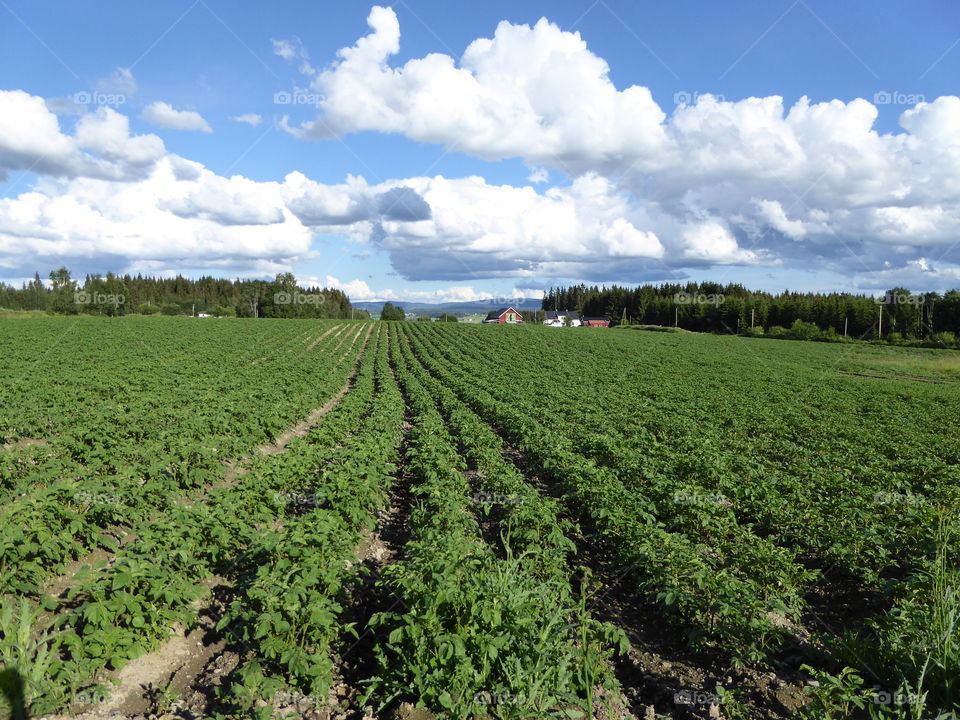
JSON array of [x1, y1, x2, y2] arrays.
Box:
[[5, 5, 960, 296]]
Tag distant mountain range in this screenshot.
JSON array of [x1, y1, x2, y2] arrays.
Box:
[[352, 298, 542, 316]]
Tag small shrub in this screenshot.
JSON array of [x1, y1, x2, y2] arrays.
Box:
[[930, 331, 958, 348], [788, 319, 821, 341]]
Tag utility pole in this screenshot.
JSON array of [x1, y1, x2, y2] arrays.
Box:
[[674, 306, 678, 328], [844, 316, 848, 337], [878, 303, 883, 338], [751, 308, 755, 328]]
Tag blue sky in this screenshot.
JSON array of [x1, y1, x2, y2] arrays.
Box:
[[2, 0, 960, 301]]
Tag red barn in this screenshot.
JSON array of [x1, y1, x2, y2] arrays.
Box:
[[581, 317, 610, 327], [483, 307, 524, 324]]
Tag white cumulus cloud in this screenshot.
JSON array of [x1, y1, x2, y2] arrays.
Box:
[[141, 101, 213, 133], [231, 113, 263, 127], [0, 91, 164, 181], [272, 7, 960, 283]]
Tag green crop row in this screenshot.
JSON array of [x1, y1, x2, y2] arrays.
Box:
[[404, 322, 808, 662], [362, 326, 622, 719], [214, 325, 406, 718]]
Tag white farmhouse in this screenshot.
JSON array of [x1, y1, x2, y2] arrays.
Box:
[[543, 310, 581, 327]]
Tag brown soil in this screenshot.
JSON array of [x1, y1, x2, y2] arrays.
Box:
[[261, 381, 353, 456], [2, 437, 51, 450], [37, 578, 231, 720], [254, 327, 337, 365], [42, 528, 137, 601], [302, 323, 346, 355]]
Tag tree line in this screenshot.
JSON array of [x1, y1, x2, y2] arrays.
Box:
[[543, 282, 960, 343], [379, 302, 458, 322], [0, 269, 368, 319]]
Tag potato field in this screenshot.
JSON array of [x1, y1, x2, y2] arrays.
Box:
[[1, 318, 958, 720]]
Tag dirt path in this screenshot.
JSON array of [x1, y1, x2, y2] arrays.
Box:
[[253, 327, 331, 365], [301, 322, 345, 354], [1, 436, 50, 451], [261, 325, 371, 456], [42, 528, 137, 601], [37, 578, 232, 720], [224, 325, 373, 479]]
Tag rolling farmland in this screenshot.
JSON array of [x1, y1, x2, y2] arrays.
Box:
[[1, 317, 958, 720]]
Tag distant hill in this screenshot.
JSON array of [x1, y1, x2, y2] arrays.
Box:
[[352, 298, 543, 316]]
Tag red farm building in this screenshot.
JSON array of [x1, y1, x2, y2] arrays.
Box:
[[483, 307, 524, 324], [580, 317, 610, 327]]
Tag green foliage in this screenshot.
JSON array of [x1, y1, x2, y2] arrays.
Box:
[[0, 319, 378, 712], [788, 319, 821, 340], [543, 282, 960, 340], [380, 302, 405, 321], [930, 331, 958, 348], [396, 320, 960, 717], [365, 328, 623, 718], [1, 268, 363, 319], [48, 267, 77, 315], [3, 316, 959, 718], [0, 600, 65, 716]]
